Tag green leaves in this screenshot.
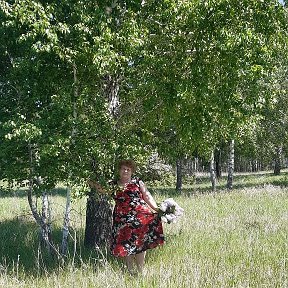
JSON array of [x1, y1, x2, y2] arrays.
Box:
[[0, 0, 287, 192], [129, 0, 287, 162], [4, 121, 42, 141]]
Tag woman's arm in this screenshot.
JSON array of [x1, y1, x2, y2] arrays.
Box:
[[139, 180, 159, 212], [87, 180, 108, 194]]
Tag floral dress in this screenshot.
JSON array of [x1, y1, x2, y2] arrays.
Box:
[[110, 178, 164, 257]]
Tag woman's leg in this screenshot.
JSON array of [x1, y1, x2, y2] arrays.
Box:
[[125, 255, 135, 273], [135, 251, 146, 273]]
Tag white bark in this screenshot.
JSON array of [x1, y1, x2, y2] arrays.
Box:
[[27, 142, 59, 256], [210, 150, 216, 191], [105, 75, 120, 117], [41, 191, 52, 253], [61, 186, 72, 256], [61, 61, 78, 256], [227, 139, 235, 189], [27, 143, 44, 231]]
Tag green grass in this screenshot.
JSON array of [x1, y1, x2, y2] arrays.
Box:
[[0, 172, 288, 287]]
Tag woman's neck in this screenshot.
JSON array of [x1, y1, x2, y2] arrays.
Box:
[[119, 177, 131, 185]]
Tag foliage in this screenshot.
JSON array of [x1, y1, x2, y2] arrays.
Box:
[[0, 0, 151, 193], [127, 0, 288, 163], [0, 0, 287, 189]]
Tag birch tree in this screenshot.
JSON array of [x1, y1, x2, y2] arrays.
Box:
[[61, 62, 78, 256], [131, 0, 288, 190], [210, 150, 217, 192], [227, 140, 235, 189]]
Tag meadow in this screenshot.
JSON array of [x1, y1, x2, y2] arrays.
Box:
[[0, 172, 287, 288]]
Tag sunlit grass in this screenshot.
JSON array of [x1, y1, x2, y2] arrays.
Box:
[[0, 173, 287, 287]]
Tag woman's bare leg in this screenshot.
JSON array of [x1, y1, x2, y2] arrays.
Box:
[[125, 255, 135, 273], [135, 252, 146, 273]]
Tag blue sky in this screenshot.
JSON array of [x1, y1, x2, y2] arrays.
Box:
[[279, 0, 285, 5]]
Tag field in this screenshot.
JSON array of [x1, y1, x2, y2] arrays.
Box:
[[0, 172, 287, 288]]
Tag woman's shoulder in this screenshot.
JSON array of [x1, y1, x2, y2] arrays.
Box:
[[131, 177, 145, 187]]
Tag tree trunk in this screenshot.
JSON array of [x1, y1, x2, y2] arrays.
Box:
[[104, 74, 120, 117], [273, 146, 282, 175], [41, 191, 52, 253], [210, 150, 216, 191], [61, 61, 78, 256], [27, 142, 57, 255], [193, 157, 198, 173], [61, 186, 72, 256], [176, 158, 182, 192], [84, 75, 119, 249], [27, 189, 59, 256], [84, 193, 113, 248], [214, 147, 222, 179], [227, 139, 235, 189], [251, 160, 257, 172]]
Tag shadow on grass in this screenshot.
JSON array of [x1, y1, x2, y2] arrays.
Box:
[[0, 217, 47, 273], [0, 217, 115, 276]]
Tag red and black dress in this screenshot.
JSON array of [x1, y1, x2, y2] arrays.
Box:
[[110, 178, 164, 257]]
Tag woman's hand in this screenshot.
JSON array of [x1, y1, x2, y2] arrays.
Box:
[[87, 179, 107, 194]]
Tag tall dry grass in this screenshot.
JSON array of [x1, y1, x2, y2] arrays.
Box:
[[0, 175, 287, 287]]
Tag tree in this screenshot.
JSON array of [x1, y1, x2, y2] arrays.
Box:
[[0, 0, 73, 255], [0, 0, 156, 251], [227, 140, 235, 189], [131, 0, 288, 189]]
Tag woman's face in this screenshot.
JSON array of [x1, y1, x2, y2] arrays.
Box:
[[119, 165, 133, 180]]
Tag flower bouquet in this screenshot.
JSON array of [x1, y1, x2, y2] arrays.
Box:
[[158, 198, 184, 224]]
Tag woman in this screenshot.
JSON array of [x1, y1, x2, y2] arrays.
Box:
[[89, 160, 164, 274]]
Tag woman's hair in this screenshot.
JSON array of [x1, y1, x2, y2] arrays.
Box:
[[118, 159, 136, 173]]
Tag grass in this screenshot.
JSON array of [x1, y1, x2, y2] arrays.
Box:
[[0, 172, 287, 287]]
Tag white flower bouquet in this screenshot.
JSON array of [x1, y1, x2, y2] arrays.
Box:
[[158, 198, 184, 224]]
